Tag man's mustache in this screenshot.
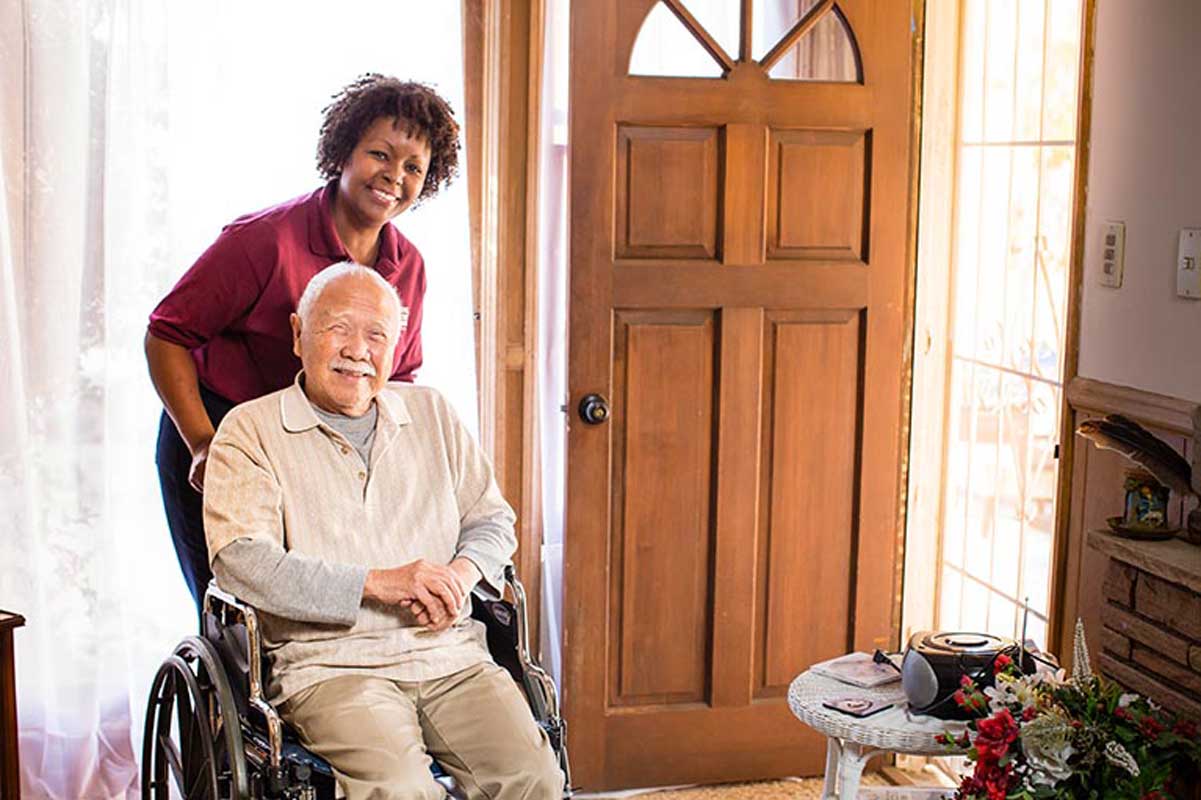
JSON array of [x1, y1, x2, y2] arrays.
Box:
[[330, 358, 376, 377]]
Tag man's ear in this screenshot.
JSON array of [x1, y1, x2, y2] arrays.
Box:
[[290, 313, 303, 358]]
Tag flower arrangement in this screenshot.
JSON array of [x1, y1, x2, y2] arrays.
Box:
[[938, 622, 1200, 799]]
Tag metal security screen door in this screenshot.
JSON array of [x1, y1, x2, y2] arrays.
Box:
[[562, 0, 920, 790], [936, 0, 1083, 649]]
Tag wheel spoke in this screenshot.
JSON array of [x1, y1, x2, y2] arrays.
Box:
[[185, 712, 214, 799], [159, 734, 187, 795]]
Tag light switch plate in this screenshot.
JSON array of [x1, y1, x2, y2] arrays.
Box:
[[1099, 221, 1125, 288], [1176, 228, 1201, 299]]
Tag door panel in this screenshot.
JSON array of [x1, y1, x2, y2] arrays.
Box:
[[616, 126, 722, 259], [565, 0, 918, 788], [610, 311, 717, 705], [756, 311, 862, 695], [767, 129, 871, 260]]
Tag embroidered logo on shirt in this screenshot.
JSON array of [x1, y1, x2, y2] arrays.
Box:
[[398, 305, 410, 334]]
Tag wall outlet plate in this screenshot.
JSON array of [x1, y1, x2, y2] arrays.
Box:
[[1099, 221, 1125, 288], [1176, 228, 1201, 299]]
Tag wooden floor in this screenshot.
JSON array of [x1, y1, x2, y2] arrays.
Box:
[[577, 774, 891, 800]]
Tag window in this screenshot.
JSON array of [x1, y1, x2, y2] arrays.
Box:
[[627, 0, 861, 82]]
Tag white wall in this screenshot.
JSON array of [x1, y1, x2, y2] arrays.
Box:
[[1077, 0, 1201, 402]]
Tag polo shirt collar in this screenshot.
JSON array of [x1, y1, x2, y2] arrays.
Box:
[[281, 374, 323, 432], [280, 372, 412, 433], [308, 181, 349, 260], [375, 384, 412, 428], [307, 180, 402, 279]]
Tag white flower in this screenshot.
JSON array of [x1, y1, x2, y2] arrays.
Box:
[[1117, 693, 1139, 709], [1105, 741, 1140, 777], [1072, 619, 1094, 682], [1020, 712, 1075, 787], [984, 672, 1041, 714], [1031, 666, 1068, 687]]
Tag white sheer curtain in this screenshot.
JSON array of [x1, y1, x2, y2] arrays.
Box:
[[535, 0, 569, 685], [0, 2, 474, 797]]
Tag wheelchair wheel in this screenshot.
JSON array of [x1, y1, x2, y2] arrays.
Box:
[[142, 636, 250, 799]]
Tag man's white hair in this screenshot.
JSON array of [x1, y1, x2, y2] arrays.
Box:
[[296, 261, 404, 337]]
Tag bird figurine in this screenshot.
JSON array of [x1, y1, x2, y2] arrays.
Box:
[[1075, 413, 1201, 543]]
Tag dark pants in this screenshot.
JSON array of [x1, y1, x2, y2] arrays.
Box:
[[155, 385, 236, 614]]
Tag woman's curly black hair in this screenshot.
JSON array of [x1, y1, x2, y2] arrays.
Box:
[[317, 75, 461, 203]]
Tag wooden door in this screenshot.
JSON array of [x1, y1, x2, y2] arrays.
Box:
[[563, 0, 919, 789]]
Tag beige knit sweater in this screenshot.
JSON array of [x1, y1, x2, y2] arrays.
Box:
[[203, 378, 516, 703]]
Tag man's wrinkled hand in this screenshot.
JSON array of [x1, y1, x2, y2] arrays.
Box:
[[363, 559, 466, 630]]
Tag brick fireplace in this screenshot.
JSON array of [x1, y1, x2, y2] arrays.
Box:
[[1092, 529, 1201, 721]]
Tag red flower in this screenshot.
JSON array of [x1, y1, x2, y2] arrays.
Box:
[[1114, 707, 1131, 721], [977, 708, 1020, 741], [1022, 706, 1038, 721], [954, 689, 968, 708], [972, 708, 1020, 766], [961, 674, 976, 689], [960, 759, 1015, 800], [992, 654, 1012, 675], [1140, 716, 1165, 739], [1172, 719, 1197, 739]]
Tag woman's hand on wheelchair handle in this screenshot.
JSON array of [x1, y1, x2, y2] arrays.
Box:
[[188, 442, 211, 492]]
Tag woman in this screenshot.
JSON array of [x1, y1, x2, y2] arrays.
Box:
[[146, 74, 461, 610]]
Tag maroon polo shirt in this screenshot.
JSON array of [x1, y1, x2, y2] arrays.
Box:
[[148, 182, 425, 404]]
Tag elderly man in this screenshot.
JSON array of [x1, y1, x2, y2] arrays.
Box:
[[202, 262, 562, 800]]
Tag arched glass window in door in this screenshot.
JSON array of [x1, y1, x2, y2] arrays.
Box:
[[754, 0, 861, 82], [627, 0, 862, 83], [629, 2, 728, 78]]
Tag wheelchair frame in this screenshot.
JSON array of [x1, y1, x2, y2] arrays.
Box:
[[142, 566, 571, 799]]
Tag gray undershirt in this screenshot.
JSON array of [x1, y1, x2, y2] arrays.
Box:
[[211, 401, 381, 626], [311, 400, 378, 470]]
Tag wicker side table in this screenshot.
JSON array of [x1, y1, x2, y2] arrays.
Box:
[[788, 669, 965, 799]]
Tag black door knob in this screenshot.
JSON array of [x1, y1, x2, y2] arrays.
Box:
[[578, 394, 610, 425]]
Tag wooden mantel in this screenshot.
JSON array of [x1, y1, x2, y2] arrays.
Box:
[[1088, 530, 1201, 595]]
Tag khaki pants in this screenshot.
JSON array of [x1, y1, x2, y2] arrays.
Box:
[[281, 661, 563, 800]]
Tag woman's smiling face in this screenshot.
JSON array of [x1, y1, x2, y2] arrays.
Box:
[[337, 115, 431, 228]]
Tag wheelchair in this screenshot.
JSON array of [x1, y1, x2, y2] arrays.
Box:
[[141, 566, 572, 799]]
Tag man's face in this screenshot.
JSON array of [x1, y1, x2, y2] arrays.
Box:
[[291, 275, 399, 417]]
